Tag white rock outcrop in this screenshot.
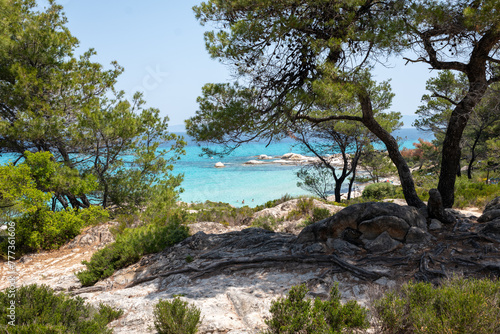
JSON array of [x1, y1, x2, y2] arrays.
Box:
[[244, 160, 266, 165], [215, 162, 225, 168], [252, 199, 343, 220]]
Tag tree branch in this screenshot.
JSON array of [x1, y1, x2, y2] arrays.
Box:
[[431, 92, 458, 105], [295, 114, 363, 124], [486, 56, 500, 65]]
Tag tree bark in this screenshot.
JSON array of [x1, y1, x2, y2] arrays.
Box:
[[467, 128, 483, 179], [438, 81, 488, 207], [358, 93, 425, 208], [347, 146, 362, 200]]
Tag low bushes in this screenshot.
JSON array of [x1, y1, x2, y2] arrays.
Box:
[[251, 215, 280, 231], [263, 284, 369, 334], [454, 177, 500, 209], [1, 205, 108, 259], [76, 214, 189, 286], [286, 198, 316, 220], [0, 284, 122, 333], [362, 182, 396, 200], [302, 207, 332, 227], [152, 297, 201, 334], [255, 194, 294, 211], [373, 277, 500, 334], [183, 201, 255, 226]]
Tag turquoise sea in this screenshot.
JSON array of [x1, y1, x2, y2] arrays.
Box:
[[0, 128, 432, 208], [172, 128, 432, 207]]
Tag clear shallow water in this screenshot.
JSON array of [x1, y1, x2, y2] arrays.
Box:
[[0, 128, 432, 208], [173, 128, 432, 207]]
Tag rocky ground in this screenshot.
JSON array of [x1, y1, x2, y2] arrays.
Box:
[[1, 197, 500, 333]]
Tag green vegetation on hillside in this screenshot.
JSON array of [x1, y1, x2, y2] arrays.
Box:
[[152, 297, 202, 334], [0, 284, 122, 333], [76, 214, 189, 286], [263, 284, 369, 334], [373, 277, 500, 334], [0, 1, 184, 258]]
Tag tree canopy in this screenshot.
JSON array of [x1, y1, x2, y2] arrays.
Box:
[[0, 0, 185, 213], [187, 0, 500, 208]]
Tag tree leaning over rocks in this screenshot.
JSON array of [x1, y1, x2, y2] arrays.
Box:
[[187, 0, 500, 208], [188, 0, 426, 208], [415, 70, 500, 179], [400, 0, 500, 207], [294, 80, 401, 202]]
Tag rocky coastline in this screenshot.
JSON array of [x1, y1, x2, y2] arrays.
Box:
[[2, 196, 500, 333]]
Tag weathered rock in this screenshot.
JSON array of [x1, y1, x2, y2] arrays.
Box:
[[257, 154, 273, 160], [363, 232, 401, 253], [405, 227, 431, 244], [64, 223, 116, 249], [326, 238, 362, 255], [478, 210, 500, 223], [281, 153, 305, 160], [296, 202, 426, 244], [479, 219, 500, 242], [244, 160, 266, 165], [341, 228, 363, 247], [429, 219, 443, 231], [6, 198, 500, 334], [252, 199, 342, 220], [189, 222, 248, 235], [374, 277, 397, 289], [358, 216, 410, 241], [215, 162, 225, 168], [484, 196, 500, 213]]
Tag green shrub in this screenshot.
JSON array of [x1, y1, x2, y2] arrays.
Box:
[[454, 177, 500, 209], [76, 215, 189, 286], [1, 206, 108, 259], [285, 198, 316, 221], [152, 297, 201, 334], [297, 198, 315, 214], [362, 182, 396, 200], [373, 277, 500, 334], [311, 207, 331, 223], [255, 194, 294, 211], [263, 284, 369, 334], [183, 201, 255, 226], [0, 284, 122, 333], [251, 215, 279, 231], [302, 207, 331, 227]]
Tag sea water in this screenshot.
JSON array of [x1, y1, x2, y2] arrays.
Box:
[[173, 128, 431, 207], [0, 128, 431, 208]]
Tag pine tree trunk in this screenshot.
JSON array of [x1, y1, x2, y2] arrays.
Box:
[[438, 80, 488, 207], [358, 93, 425, 208]]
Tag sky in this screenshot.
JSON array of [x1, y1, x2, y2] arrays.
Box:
[[44, 0, 436, 129]]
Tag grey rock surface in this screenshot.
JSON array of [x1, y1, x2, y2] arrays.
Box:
[[358, 216, 410, 241], [326, 238, 362, 256], [484, 196, 500, 213], [429, 219, 443, 231], [478, 209, 500, 223], [5, 200, 500, 334], [252, 199, 343, 220], [479, 219, 500, 242], [405, 227, 432, 244], [296, 202, 426, 246], [363, 232, 401, 253]]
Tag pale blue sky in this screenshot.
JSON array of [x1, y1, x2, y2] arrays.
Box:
[[45, 1, 434, 129]]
